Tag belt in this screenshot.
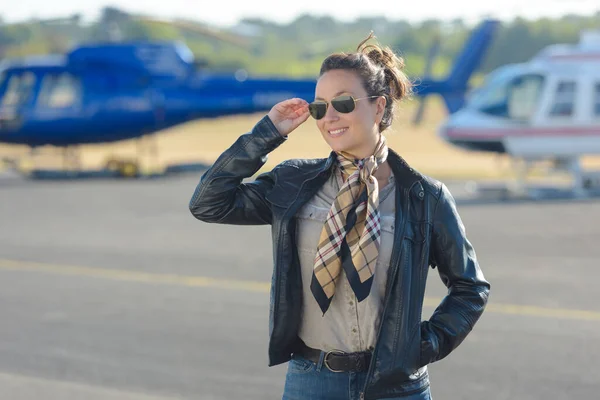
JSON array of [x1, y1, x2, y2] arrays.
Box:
[[297, 343, 372, 373]]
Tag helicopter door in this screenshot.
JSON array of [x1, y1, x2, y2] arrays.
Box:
[[0, 72, 38, 129], [544, 79, 579, 121]]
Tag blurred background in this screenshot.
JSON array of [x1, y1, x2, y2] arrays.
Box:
[[1, 1, 599, 399]]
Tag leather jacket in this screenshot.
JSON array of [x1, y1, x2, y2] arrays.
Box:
[[189, 115, 490, 399]]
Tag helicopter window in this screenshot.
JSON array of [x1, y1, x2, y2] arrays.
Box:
[[475, 74, 544, 120], [594, 83, 600, 116], [1, 72, 36, 107], [507, 75, 544, 120], [549, 81, 576, 117], [37, 73, 81, 108]]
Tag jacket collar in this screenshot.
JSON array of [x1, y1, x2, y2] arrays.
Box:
[[386, 148, 423, 189], [278, 148, 423, 216]]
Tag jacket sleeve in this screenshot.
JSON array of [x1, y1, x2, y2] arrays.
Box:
[[420, 183, 490, 367], [188, 115, 286, 225]]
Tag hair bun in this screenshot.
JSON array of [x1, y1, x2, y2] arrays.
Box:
[[356, 31, 410, 101], [357, 31, 405, 71]]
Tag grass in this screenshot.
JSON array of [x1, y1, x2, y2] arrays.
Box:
[[2, 97, 600, 181]]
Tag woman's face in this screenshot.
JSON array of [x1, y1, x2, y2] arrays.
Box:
[[313, 69, 386, 159]]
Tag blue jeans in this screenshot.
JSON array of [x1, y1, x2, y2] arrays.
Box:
[[282, 354, 433, 400]]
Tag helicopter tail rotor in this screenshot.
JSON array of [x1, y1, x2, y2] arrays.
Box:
[[412, 33, 441, 125]]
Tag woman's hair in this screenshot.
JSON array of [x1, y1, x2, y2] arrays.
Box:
[[319, 32, 412, 132]]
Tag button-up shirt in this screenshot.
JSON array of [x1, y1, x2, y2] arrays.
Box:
[[295, 165, 396, 353]]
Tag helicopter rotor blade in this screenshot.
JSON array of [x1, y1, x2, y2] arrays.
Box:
[[136, 16, 249, 50]]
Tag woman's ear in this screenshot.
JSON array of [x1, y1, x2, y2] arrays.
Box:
[[376, 96, 387, 123]]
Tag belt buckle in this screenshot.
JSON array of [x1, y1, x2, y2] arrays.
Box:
[[324, 349, 346, 373]]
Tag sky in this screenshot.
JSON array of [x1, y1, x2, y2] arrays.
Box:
[[2, 0, 599, 27]]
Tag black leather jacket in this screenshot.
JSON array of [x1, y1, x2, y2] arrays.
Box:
[[189, 116, 490, 399]]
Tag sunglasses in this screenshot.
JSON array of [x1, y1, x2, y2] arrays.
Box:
[[308, 95, 380, 120]]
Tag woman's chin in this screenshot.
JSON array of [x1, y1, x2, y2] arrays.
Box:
[[327, 139, 352, 154]]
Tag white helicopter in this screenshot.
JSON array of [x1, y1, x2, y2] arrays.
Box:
[[439, 30, 600, 199]]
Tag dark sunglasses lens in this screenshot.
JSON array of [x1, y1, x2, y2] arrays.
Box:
[[331, 95, 355, 113], [309, 102, 327, 119]]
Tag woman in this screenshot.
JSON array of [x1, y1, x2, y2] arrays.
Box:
[[189, 34, 490, 400]]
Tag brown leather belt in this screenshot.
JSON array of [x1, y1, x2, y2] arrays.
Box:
[[297, 343, 372, 373]]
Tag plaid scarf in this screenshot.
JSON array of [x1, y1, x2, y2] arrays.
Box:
[[310, 136, 389, 314]]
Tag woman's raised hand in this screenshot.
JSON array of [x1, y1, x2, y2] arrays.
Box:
[[267, 98, 310, 137]]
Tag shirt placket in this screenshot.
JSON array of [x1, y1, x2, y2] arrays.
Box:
[[343, 276, 362, 352]]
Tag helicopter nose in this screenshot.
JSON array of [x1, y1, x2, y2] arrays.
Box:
[[437, 111, 467, 149], [437, 118, 453, 142], [0, 109, 21, 132]]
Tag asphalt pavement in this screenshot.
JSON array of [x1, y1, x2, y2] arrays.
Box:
[[1, 173, 599, 399]]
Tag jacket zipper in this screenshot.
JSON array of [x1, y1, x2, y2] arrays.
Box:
[[362, 183, 415, 399]]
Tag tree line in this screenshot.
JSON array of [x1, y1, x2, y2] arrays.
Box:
[[1, 7, 599, 79]]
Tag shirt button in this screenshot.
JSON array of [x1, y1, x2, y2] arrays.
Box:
[[352, 328, 357, 333], [349, 301, 354, 306]]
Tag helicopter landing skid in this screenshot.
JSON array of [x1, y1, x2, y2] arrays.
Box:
[[464, 172, 600, 201], [21, 161, 210, 180], [464, 180, 600, 201], [464, 156, 600, 201], [1, 143, 209, 181]]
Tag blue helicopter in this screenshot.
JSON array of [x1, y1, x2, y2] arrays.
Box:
[[0, 19, 499, 178]]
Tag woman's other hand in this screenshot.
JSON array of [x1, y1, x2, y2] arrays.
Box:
[[267, 98, 310, 137]]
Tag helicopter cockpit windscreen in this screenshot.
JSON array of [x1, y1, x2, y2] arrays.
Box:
[[36, 73, 81, 109], [1, 72, 36, 108], [468, 69, 545, 121]]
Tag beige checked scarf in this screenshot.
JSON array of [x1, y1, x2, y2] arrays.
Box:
[[310, 136, 389, 314]]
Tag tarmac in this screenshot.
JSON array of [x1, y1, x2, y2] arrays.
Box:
[[1, 171, 599, 399]]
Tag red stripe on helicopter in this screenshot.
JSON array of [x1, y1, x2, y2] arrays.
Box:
[[445, 127, 600, 140], [549, 54, 600, 61]]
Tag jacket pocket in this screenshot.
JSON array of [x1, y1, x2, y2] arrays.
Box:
[[404, 220, 427, 244], [400, 221, 431, 371], [401, 321, 422, 370]]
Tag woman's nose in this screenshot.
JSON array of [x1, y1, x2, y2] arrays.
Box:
[[322, 104, 340, 121]]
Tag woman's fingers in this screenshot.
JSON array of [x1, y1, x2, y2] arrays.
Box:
[[293, 108, 310, 125], [294, 105, 309, 117], [268, 98, 311, 136], [279, 98, 309, 112]]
